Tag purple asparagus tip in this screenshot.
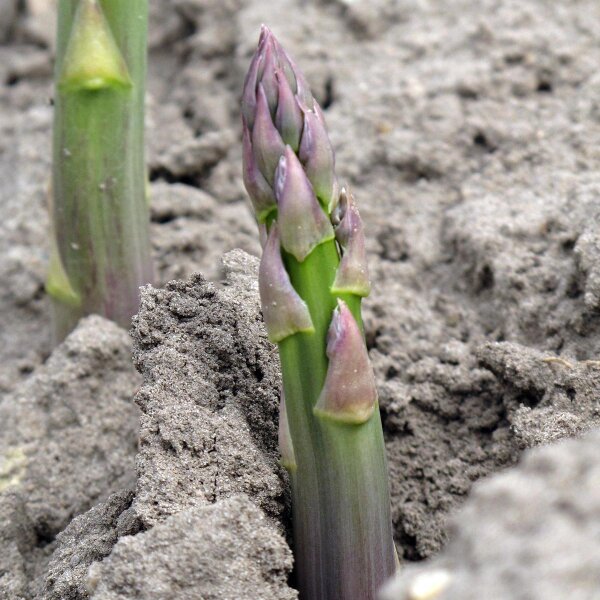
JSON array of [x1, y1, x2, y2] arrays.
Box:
[[314, 300, 377, 424], [274, 146, 334, 262], [242, 25, 300, 136], [241, 25, 338, 226], [259, 223, 314, 342]]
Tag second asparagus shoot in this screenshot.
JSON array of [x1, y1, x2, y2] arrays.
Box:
[[47, 0, 153, 342]]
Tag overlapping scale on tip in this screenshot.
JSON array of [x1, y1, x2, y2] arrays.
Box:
[[274, 44, 297, 93], [298, 102, 337, 211], [313, 300, 377, 424], [242, 121, 277, 221], [275, 71, 303, 151], [260, 37, 279, 115], [278, 391, 296, 471], [331, 188, 371, 297], [252, 84, 286, 184], [274, 147, 334, 262], [259, 224, 314, 343], [278, 44, 313, 107], [241, 43, 263, 129]]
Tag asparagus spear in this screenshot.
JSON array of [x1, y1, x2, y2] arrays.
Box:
[[46, 0, 153, 343], [243, 26, 396, 599]]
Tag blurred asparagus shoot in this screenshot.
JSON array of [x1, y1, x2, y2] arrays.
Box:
[[46, 0, 153, 343], [243, 26, 396, 600]]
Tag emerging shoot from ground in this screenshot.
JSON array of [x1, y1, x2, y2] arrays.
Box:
[[242, 26, 397, 600], [47, 0, 153, 343]]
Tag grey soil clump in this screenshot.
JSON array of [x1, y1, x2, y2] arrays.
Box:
[[0, 317, 139, 599], [381, 428, 600, 600], [87, 496, 295, 600], [1, 0, 600, 598], [131, 251, 285, 527], [41, 489, 138, 600]]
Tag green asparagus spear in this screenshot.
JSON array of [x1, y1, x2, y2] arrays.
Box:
[[243, 26, 396, 600], [47, 0, 153, 343]]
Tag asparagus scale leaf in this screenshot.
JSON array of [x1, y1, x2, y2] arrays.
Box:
[[242, 25, 397, 600], [47, 0, 153, 343]]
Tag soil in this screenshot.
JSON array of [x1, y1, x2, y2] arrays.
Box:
[[1, 1, 600, 599], [381, 428, 600, 600]]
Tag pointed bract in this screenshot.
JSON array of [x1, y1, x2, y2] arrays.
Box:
[[251, 84, 286, 184], [298, 103, 337, 211], [331, 188, 371, 296], [241, 43, 264, 129], [261, 38, 279, 115], [313, 101, 328, 127], [314, 300, 377, 424], [258, 23, 269, 46], [242, 121, 277, 221], [46, 240, 81, 307], [274, 43, 298, 93], [275, 147, 334, 262], [59, 0, 131, 91], [280, 45, 313, 107], [275, 71, 303, 151], [259, 224, 314, 342], [278, 391, 297, 471]]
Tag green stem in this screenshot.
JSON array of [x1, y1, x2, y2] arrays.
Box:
[[280, 240, 396, 599], [48, 0, 152, 343]]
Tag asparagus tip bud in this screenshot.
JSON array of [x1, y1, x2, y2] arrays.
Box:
[[275, 146, 334, 262], [331, 187, 371, 297], [278, 391, 297, 472], [259, 223, 314, 342], [59, 0, 131, 92], [314, 300, 377, 424]]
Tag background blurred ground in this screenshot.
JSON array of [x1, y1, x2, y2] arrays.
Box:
[[1, 1, 600, 598]]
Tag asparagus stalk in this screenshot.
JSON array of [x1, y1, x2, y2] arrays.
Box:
[[46, 0, 153, 343], [243, 27, 396, 599]]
